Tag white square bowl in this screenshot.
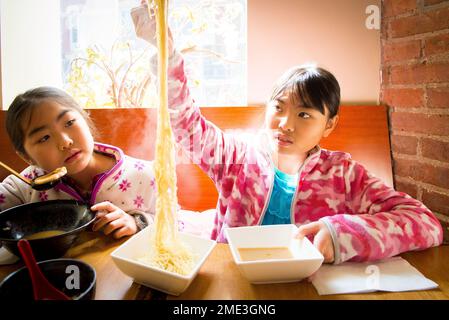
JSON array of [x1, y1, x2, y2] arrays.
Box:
[[225, 224, 324, 284], [111, 226, 216, 296]]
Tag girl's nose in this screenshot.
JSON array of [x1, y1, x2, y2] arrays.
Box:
[[58, 134, 74, 151], [279, 115, 294, 132]]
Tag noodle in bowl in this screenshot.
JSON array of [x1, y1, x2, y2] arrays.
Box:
[[138, 235, 196, 276], [110, 226, 216, 296]]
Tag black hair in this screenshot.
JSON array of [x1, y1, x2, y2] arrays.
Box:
[[269, 65, 340, 118], [5, 86, 97, 155]]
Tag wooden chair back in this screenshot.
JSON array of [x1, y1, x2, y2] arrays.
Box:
[[0, 105, 392, 211]]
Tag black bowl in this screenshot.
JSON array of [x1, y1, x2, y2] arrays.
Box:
[[0, 200, 95, 260], [0, 258, 96, 300]]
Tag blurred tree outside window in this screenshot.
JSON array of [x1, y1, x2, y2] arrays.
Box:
[[61, 0, 247, 108]]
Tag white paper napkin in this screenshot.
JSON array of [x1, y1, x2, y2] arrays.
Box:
[[311, 256, 438, 295], [0, 246, 19, 265]]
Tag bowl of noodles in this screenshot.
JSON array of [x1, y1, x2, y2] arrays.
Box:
[[111, 225, 216, 296]]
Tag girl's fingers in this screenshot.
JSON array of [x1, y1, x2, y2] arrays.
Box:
[[94, 209, 109, 219], [296, 221, 335, 263], [313, 229, 334, 263], [91, 201, 116, 212], [92, 210, 121, 231], [91, 204, 137, 238], [296, 221, 321, 239], [102, 219, 124, 235], [313, 229, 327, 252], [102, 214, 136, 236], [113, 226, 133, 239]]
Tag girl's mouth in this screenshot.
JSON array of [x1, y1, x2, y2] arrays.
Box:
[[275, 134, 293, 146], [64, 151, 82, 164]]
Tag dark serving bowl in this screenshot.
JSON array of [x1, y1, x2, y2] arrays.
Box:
[[0, 258, 96, 300], [0, 200, 96, 260]]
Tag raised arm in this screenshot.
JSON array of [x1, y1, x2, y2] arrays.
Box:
[[131, 3, 248, 184]]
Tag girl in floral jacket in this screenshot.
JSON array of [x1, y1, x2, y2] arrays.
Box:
[[132, 3, 443, 264], [1, 87, 156, 239]]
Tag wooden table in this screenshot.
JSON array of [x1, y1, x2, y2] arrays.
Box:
[[1, 232, 448, 300]]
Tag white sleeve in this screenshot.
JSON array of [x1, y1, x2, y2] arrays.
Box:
[[0, 175, 30, 211]]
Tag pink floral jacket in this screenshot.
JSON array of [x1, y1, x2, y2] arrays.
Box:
[[0, 143, 157, 223], [163, 51, 443, 264]]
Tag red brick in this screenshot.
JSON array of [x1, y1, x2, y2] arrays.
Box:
[[390, 112, 449, 136], [383, 40, 421, 63], [391, 135, 419, 155], [383, 0, 417, 18], [422, 190, 449, 215], [421, 138, 449, 162], [428, 87, 449, 108], [382, 88, 424, 108], [395, 179, 419, 198], [391, 62, 449, 85], [425, 33, 449, 56], [424, 0, 448, 5], [390, 7, 449, 38], [381, 67, 391, 86], [394, 158, 449, 189], [381, 10, 389, 40]]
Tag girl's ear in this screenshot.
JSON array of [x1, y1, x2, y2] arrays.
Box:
[[16, 151, 35, 166], [323, 115, 339, 138]]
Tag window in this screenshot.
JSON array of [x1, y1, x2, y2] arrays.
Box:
[[60, 0, 247, 108]]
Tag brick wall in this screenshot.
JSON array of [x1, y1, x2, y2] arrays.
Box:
[[380, 0, 449, 229]]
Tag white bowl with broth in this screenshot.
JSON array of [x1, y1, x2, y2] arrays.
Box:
[[111, 226, 216, 296], [225, 224, 324, 284]]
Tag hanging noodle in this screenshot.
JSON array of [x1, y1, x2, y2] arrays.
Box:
[[138, 0, 195, 275]]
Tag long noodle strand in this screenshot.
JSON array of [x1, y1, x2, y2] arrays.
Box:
[[138, 0, 194, 275]]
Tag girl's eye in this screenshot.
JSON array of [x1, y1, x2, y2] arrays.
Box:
[[66, 119, 76, 127], [37, 135, 50, 143], [298, 112, 311, 119], [273, 104, 282, 112]]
